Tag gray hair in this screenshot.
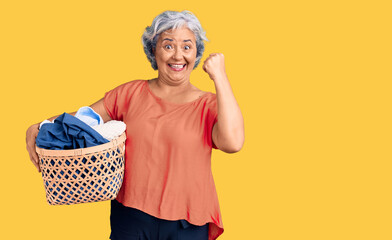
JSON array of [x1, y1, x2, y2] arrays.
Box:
[[142, 10, 208, 70]]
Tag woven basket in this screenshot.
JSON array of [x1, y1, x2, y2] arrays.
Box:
[[36, 132, 126, 205]]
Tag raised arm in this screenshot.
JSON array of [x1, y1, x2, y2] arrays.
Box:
[[26, 98, 111, 172], [203, 53, 245, 153]]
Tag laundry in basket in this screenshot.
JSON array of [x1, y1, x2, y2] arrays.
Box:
[[36, 110, 126, 205]]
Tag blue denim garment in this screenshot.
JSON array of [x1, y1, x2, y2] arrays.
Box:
[[36, 112, 109, 150]]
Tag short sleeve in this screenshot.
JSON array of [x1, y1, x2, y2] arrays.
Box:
[[206, 94, 219, 150], [212, 113, 219, 149], [103, 80, 139, 121]]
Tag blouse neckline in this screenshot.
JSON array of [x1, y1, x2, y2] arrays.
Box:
[[145, 80, 210, 106]]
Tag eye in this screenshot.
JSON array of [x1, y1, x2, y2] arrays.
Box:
[[164, 45, 173, 49], [184, 45, 190, 50]]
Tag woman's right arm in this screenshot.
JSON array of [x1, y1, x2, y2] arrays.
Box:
[[26, 98, 111, 173]]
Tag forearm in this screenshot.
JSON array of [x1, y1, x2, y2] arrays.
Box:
[[214, 75, 244, 151]]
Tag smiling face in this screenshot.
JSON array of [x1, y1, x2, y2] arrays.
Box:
[[154, 26, 197, 84]]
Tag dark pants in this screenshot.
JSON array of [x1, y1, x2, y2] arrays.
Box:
[[110, 199, 208, 240]]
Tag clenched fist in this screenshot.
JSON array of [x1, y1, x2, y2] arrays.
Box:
[[202, 53, 227, 81]]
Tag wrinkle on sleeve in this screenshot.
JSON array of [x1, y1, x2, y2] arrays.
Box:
[[206, 95, 219, 150], [104, 89, 118, 120], [103, 80, 137, 121], [212, 113, 219, 149]]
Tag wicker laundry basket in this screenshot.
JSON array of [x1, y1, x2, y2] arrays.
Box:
[[36, 132, 126, 205]]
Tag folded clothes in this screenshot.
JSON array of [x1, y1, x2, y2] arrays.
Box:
[[92, 120, 126, 141], [36, 113, 109, 150]]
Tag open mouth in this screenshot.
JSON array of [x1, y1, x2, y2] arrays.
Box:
[[168, 64, 186, 71]]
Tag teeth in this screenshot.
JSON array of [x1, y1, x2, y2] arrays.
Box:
[[170, 64, 185, 69]]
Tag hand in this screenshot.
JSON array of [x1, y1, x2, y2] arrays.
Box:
[[26, 123, 41, 172], [202, 53, 227, 82]]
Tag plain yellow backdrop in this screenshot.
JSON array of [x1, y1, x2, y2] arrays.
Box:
[[1, 0, 391, 239]]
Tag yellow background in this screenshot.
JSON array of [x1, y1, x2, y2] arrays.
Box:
[[1, 0, 391, 239]]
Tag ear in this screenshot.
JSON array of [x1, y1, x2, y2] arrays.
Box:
[[152, 48, 155, 54]]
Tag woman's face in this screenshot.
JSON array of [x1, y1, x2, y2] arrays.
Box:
[[154, 26, 197, 84]]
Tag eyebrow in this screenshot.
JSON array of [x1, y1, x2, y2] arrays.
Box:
[[162, 38, 193, 43]]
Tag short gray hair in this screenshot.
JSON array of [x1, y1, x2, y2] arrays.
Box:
[[142, 10, 208, 70]]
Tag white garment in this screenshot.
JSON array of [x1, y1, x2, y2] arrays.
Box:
[[92, 121, 126, 141]]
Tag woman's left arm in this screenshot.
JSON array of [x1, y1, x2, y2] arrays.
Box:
[[203, 53, 245, 153]]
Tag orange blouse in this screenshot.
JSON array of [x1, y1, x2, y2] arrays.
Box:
[[104, 80, 223, 240]]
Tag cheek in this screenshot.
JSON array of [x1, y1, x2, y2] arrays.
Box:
[[155, 52, 169, 65], [185, 52, 197, 64]]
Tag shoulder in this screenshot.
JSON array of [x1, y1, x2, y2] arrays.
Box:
[[207, 91, 216, 98], [107, 79, 147, 93], [205, 91, 217, 103], [202, 92, 217, 115], [105, 80, 148, 104], [116, 79, 146, 88]]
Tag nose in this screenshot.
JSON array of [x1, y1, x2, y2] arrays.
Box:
[[172, 47, 183, 60]]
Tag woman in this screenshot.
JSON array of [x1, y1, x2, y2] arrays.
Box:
[[26, 10, 244, 240]]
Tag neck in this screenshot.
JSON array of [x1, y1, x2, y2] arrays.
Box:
[[153, 76, 193, 95]]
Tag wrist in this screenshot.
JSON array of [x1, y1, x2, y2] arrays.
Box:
[[212, 72, 228, 83]]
